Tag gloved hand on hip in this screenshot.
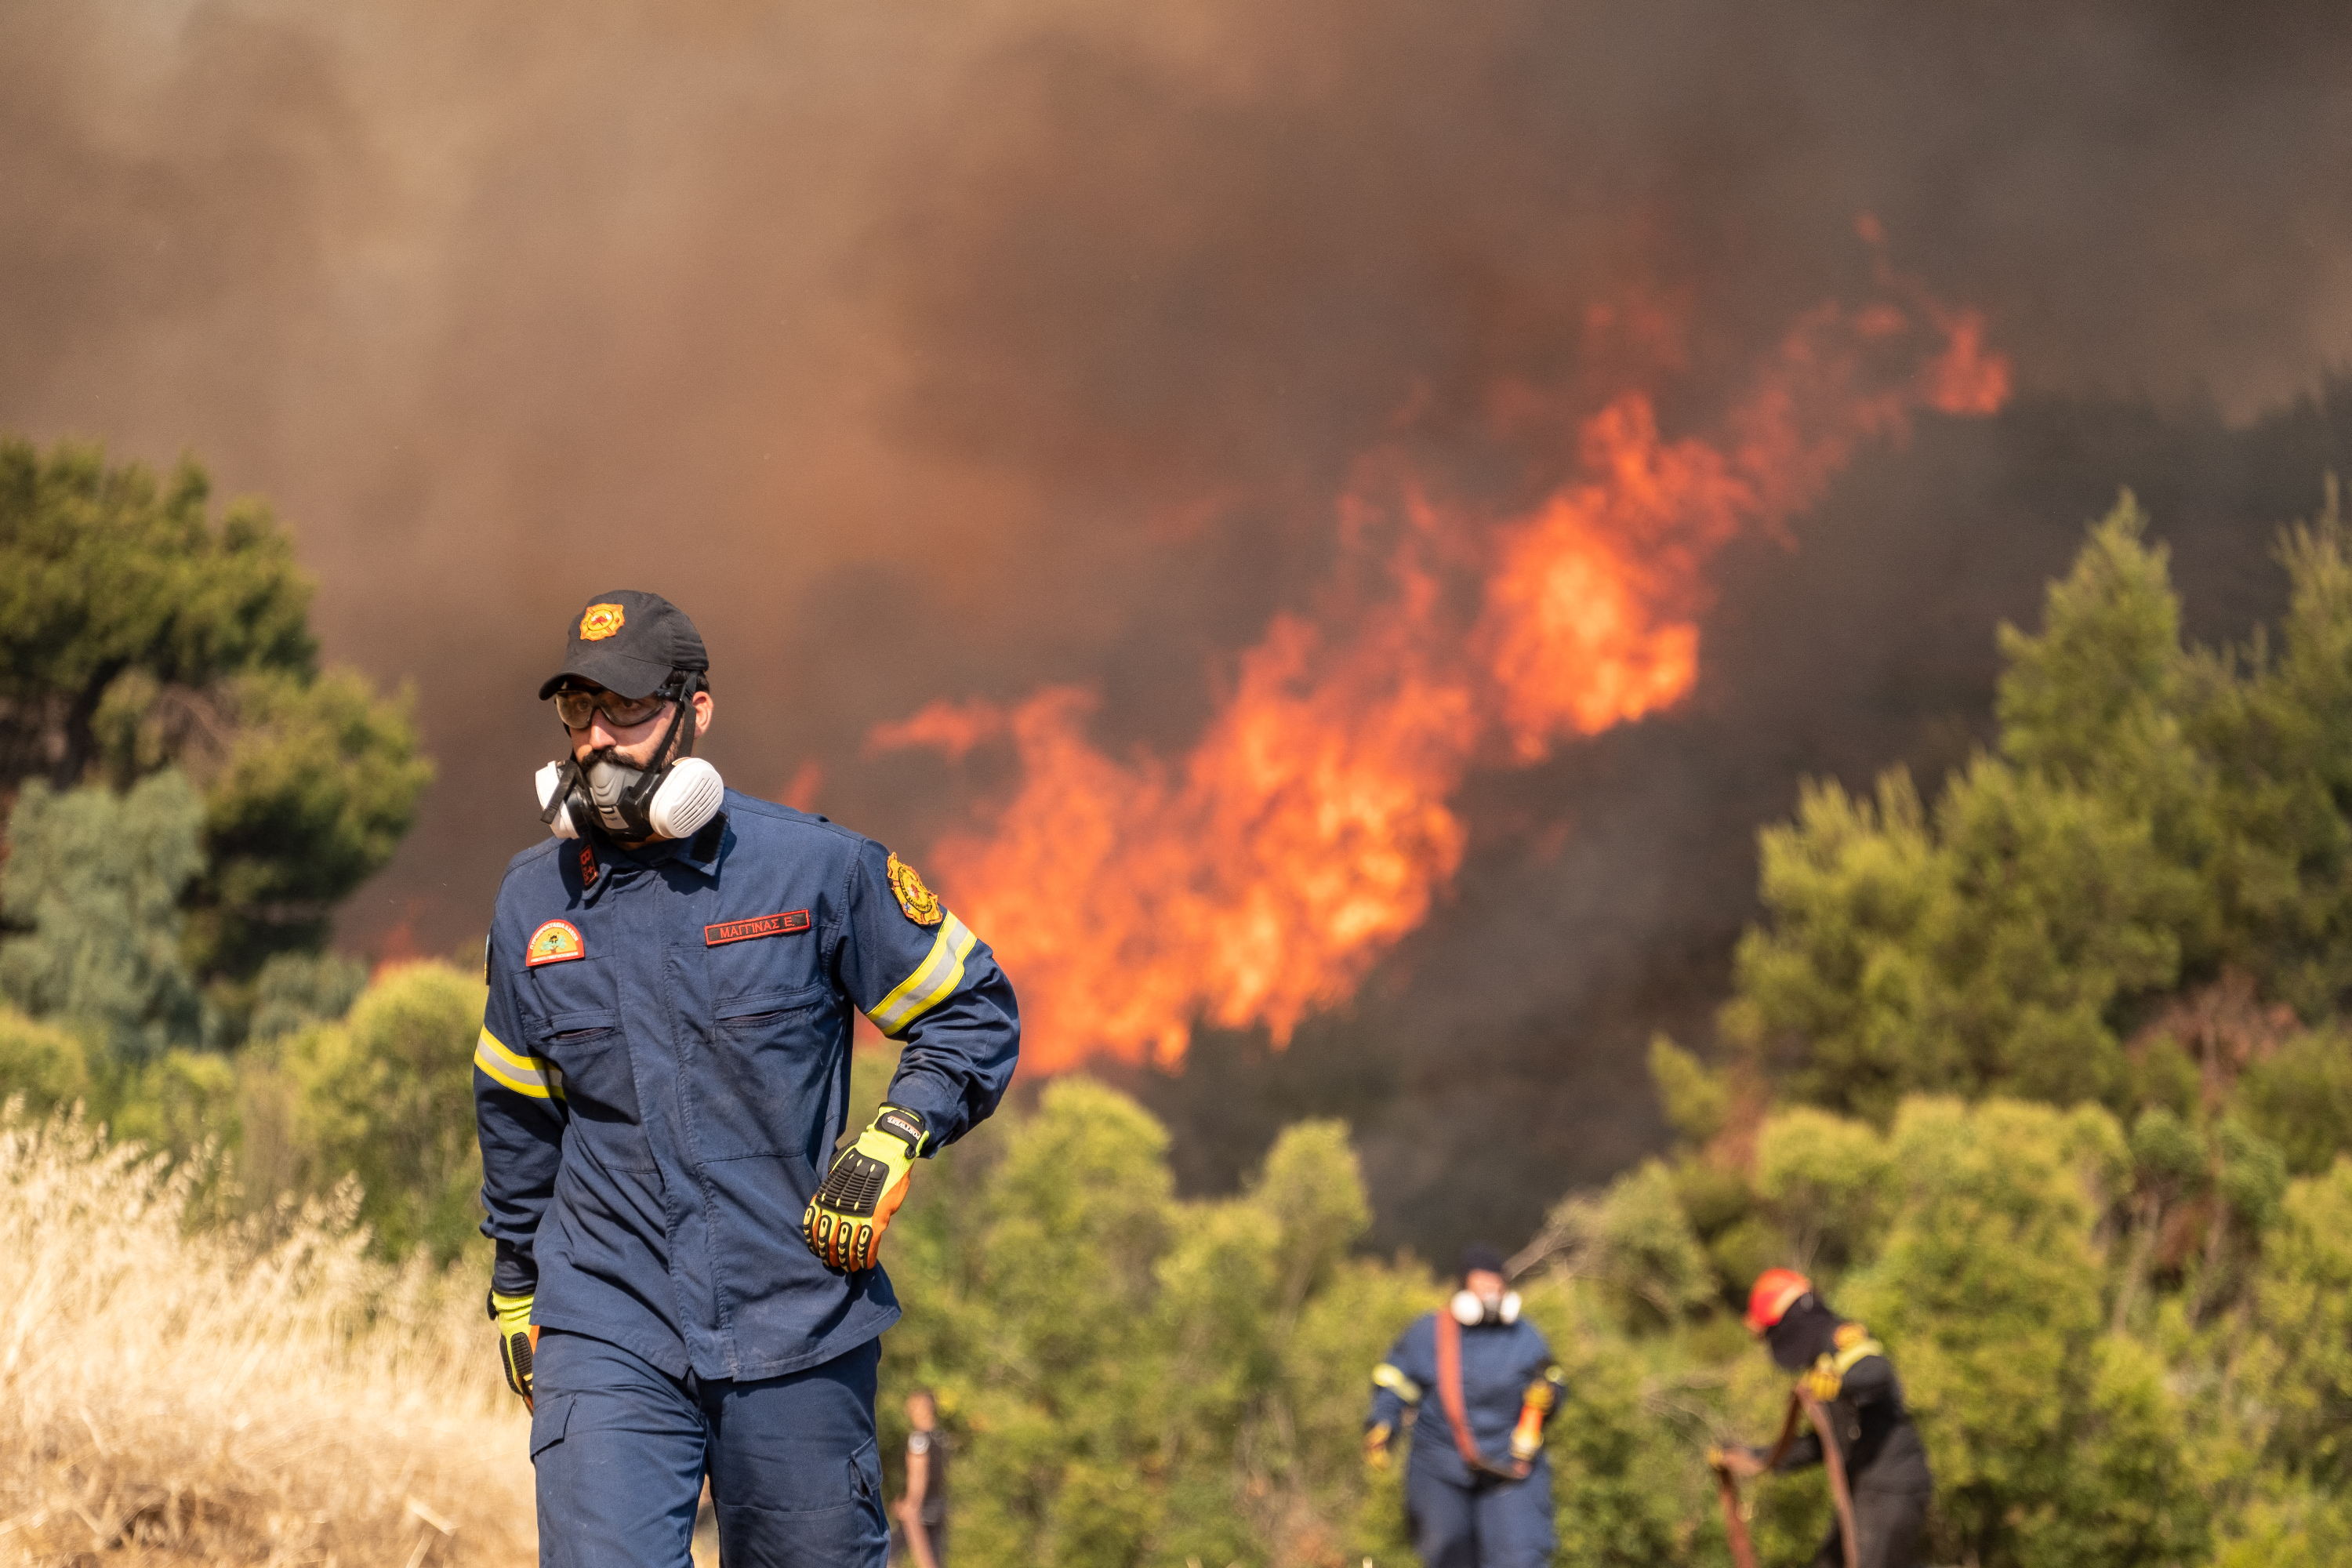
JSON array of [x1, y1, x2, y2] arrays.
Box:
[[491, 1290, 539, 1409], [803, 1105, 929, 1273]]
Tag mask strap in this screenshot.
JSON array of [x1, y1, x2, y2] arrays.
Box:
[[539, 757, 583, 828], [670, 673, 703, 760], [543, 689, 590, 827]]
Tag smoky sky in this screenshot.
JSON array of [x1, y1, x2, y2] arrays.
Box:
[[5, 0, 2352, 1250]]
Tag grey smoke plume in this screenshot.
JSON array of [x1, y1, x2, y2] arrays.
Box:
[[3, 0, 2350, 1248]]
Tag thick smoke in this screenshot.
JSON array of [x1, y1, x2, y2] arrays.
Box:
[[3, 0, 2351, 1250]]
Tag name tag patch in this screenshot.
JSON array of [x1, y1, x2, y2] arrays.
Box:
[[706, 909, 811, 946], [526, 919, 585, 967]]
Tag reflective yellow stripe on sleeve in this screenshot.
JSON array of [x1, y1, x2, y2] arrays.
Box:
[[474, 1027, 566, 1100], [865, 913, 978, 1037], [1372, 1363, 1423, 1404]]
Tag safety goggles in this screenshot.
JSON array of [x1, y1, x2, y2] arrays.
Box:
[[550, 681, 681, 731]]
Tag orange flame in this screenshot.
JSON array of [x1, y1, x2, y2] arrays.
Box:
[[874, 274, 2009, 1069]]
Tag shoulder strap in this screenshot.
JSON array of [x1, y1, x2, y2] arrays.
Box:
[[1432, 1310, 1487, 1471], [1433, 1312, 1532, 1478]]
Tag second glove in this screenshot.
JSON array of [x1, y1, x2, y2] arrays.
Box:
[[1509, 1375, 1557, 1463], [803, 1104, 929, 1274], [491, 1290, 539, 1410]]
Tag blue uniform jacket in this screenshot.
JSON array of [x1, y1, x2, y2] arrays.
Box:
[[1367, 1312, 1564, 1487], [473, 790, 1020, 1382]]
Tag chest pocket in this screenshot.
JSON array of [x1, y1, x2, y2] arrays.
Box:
[[532, 1007, 655, 1173], [526, 948, 615, 1014], [682, 984, 844, 1165]]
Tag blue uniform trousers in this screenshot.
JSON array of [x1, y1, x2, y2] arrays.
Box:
[[531, 1330, 888, 1567], [1405, 1453, 1555, 1568]]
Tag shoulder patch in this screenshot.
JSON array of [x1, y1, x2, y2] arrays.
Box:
[[886, 853, 946, 926], [526, 919, 585, 967]]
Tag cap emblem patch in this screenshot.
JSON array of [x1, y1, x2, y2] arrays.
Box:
[[525, 919, 586, 967], [579, 602, 626, 641], [886, 853, 945, 926]]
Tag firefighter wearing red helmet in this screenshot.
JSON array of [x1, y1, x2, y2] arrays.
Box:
[[1716, 1269, 1933, 1568]]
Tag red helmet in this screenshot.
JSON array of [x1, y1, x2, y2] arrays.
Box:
[[1744, 1268, 1812, 1334]]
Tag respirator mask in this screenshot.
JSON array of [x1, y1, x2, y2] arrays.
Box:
[[535, 671, 724, 843], [1450, 1287, 1523, 1327]]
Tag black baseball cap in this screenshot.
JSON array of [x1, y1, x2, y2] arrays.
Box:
[[537, 590, 710, 700], [1461, 1243, 1507, 1280]]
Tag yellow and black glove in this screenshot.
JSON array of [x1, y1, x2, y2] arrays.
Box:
[[1800, 1356, 1843, 1403], [491, 1290, 539, 1410], [1364, 1423, 1394, 1473], [1510, 1374, 1558, 1463], [803, 1104, 929, 1274]]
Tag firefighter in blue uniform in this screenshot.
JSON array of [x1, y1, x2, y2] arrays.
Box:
[[474, 590, 1020, 1568], [1364, 1246, 1564, 1568]]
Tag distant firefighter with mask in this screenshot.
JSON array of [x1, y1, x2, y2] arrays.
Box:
[[474, 590, 1021, 1568], [1713, 1269, 1933, 1568], [1363, 1245, 1564, 1568]]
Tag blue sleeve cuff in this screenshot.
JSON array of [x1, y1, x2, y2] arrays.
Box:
[[878, 1076, 964, 1153], [491, 1236, 538, 1297]]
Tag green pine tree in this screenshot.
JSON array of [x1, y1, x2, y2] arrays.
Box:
[[0, 770, 205, 1062], [0, 437, 430, 993]]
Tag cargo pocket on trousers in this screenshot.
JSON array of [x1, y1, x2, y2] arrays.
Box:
[[851, 1436, 881, 1504], [529, 1393, 575, 1461], [711, 1436, 887, 1560]]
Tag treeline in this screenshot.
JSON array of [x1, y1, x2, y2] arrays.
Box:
[[0, 438, 429, 1055], [0, 439, 457, 1253], [858, 1069, 2352, 1567]]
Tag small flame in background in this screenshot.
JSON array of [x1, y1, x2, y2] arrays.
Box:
[[873, 245, 2010, 1071]]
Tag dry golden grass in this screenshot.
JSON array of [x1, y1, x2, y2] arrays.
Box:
[[0, 1110, 532, 1566]]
